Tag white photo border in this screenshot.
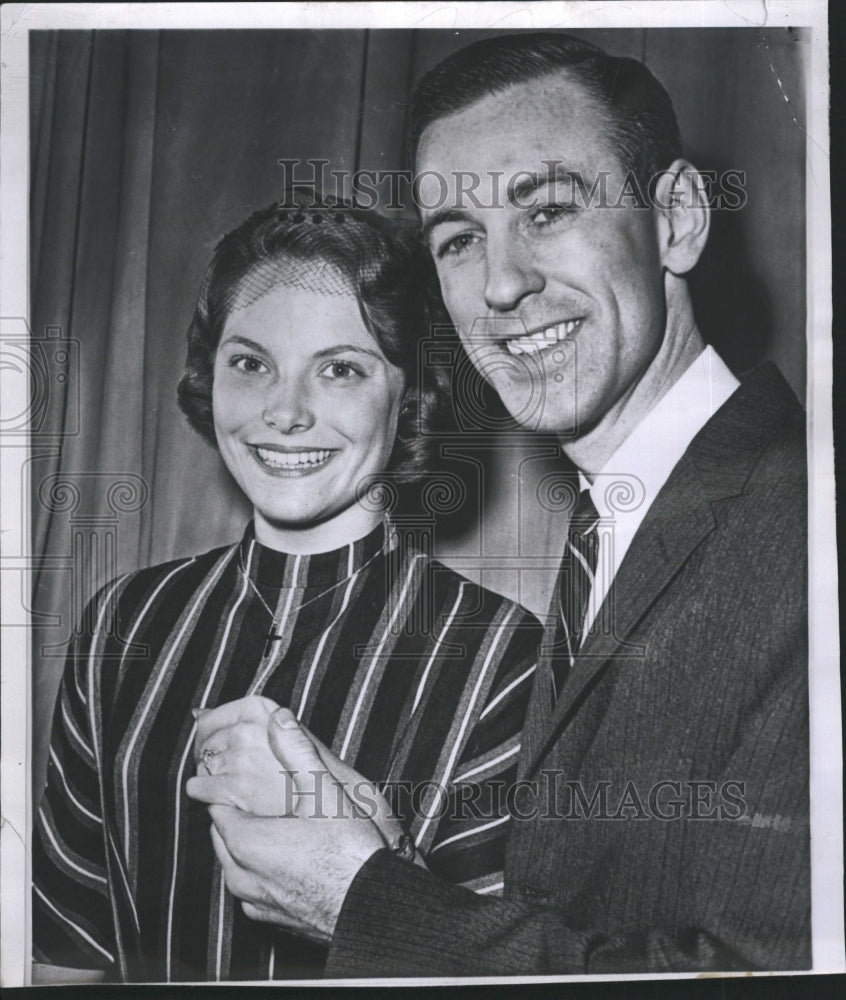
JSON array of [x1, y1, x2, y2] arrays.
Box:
[[0, 0, 839, 988]]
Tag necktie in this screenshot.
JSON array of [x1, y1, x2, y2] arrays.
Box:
[[550, 488, 600, 701]]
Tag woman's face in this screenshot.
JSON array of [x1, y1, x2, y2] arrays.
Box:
[[213, 281, 406, 550]]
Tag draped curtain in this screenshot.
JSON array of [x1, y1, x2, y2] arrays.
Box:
[[29, 27, 806, 791]]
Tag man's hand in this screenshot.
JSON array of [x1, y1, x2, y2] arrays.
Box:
[[207, 707, 394, 942]]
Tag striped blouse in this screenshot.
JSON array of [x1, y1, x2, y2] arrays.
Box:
[[33, 521, 541, 982]]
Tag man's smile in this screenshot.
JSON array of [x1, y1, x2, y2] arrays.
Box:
[[503, 318, 584, 356]]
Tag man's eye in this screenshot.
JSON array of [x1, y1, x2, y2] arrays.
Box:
[[437, 233, 481, 259], [230, 355, 269, 375], [320, 361, 364, 381], [530, 204, 577, 226]]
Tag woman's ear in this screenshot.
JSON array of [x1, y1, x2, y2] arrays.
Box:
[[653, 159, 711, 276]]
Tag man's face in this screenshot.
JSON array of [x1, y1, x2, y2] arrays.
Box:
[[417, 73, 668, 437]]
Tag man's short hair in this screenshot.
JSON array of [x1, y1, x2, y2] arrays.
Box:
[[409, 32, 683, 191], [177, 190, 449, 481]]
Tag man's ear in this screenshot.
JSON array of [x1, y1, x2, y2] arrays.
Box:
[[653, 159, 710, 275]]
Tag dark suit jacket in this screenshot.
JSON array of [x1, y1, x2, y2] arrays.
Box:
[[326, 364, 810, 976]]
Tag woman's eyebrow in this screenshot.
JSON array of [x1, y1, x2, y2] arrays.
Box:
[[218, 334, 267, 352], [312, 344, 384, 360], [219, 336, 383, 361]]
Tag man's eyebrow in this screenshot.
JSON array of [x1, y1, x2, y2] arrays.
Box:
[[420, 208, 476, 246], [509, 162, 577, 204], [421, 165, 579, 243]]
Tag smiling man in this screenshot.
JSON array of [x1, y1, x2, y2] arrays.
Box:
[[205, 33, 810, 975]]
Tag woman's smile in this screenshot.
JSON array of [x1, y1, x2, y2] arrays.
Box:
[[250, 445, 338, 475]]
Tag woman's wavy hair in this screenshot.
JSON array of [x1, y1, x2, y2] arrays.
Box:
[[177, 190, 451, 481]]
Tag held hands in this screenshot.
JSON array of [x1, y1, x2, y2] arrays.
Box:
[[186, 695, 411, 837], [186, 697, 421, 941]]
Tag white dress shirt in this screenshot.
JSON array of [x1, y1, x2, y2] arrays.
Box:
[[580, 346, 740, 637]]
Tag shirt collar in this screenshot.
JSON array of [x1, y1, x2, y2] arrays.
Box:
[[240, 519, 391, 589], [585, 345, 740, 524]]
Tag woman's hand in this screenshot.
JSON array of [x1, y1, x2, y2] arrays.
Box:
[[186, 695, 293, 816]]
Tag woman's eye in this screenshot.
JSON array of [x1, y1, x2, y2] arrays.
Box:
[[230, 355, 269, 375], [320, 361, 364, 381]]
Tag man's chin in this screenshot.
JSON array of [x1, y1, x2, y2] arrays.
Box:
[[490, 381, 579, 437]]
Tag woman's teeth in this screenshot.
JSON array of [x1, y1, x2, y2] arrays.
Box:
[[256, 448, 332, 468], [505, 319, 582, 356]]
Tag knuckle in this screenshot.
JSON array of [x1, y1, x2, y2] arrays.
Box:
[[230, 721, 261, 748], [243, 695, 275, 721], [226, 838, 245, 867], [228, 728, 247, 750]]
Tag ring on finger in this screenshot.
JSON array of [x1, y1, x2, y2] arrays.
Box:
[[200, 747, 221, 774]]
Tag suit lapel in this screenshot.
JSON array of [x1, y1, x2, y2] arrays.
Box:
[[523, 457, 717, 776], [519, 364, 801, 778]]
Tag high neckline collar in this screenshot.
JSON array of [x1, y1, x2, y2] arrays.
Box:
[[238, 520, 391, 589]]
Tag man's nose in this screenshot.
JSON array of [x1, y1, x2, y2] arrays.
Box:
[[262, 378, 315, 433], [483, 237, 544, 312]]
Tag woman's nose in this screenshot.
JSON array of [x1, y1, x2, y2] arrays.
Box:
[[483, 237, 545, 312], [262, 380, 315, 433]]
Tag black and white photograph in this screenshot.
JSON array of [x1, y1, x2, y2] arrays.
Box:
[[0, 0, 841, 989]]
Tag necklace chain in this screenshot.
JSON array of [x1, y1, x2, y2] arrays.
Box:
[[237, 530, 393, 622]]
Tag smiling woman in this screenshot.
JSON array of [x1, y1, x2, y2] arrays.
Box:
[[212, 285, 406, 549], [31, 191, 542, 982]]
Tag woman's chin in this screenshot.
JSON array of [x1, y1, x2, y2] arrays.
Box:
[[252, 503, 384, 553]]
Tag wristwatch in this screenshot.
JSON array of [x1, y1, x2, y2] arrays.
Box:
[[391, 832, 416, 863]]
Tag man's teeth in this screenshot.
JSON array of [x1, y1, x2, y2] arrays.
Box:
[[256, 448, 332, 468], [505, 319, 581, 356]]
